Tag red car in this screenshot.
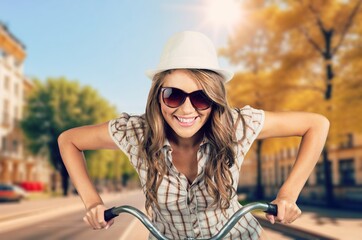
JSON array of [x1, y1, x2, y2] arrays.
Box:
[[0, 184, 28, 202]]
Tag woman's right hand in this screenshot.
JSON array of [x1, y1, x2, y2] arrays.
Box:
[[83, 204, 114, 230]]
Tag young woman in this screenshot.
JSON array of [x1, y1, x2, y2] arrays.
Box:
[[58, 31, 329, 239]]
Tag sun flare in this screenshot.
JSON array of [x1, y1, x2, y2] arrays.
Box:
[[203, 0, 241, 32]]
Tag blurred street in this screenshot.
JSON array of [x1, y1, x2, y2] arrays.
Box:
[[0, 190, 145, 240], [1, 190, 361, 240]]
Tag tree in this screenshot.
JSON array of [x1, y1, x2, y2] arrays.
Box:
[[220, 1, 294, 199], [222, 0, 362, 205], [88, 149, 137, 190], [270, 0, 362, 206], [21, 77, 118, 196]]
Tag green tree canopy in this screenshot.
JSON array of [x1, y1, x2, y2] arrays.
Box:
[[21, 77, 119, 195]]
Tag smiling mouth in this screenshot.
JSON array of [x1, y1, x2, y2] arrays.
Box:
[[175, 116, 197, 126]]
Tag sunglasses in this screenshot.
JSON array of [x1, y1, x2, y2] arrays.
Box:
[[161, 87, 213, 110]]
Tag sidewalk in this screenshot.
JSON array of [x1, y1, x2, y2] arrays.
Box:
[[254, 205, 362, 240], [293, 205, 362, 240]]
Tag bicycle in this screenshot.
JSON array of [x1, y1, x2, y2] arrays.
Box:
[[104, 202, 278, 240]]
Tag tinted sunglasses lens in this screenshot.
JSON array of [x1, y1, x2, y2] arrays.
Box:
[[162, 88, 185, 108], [190, 91, 212, 110]]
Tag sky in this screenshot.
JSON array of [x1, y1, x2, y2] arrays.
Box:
[[0, 0, 241, 114]]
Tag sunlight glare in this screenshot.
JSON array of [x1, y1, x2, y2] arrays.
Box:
[[203, 0, 241, 32]]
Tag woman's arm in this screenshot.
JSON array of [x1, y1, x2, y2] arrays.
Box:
[[257, 111, 330, 224], [58, 122, 118, 229]]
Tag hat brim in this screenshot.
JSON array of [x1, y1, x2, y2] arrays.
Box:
[[146, 68, 234, 83]]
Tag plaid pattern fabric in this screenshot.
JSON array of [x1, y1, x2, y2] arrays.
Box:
[[109, 105, 265, 239]]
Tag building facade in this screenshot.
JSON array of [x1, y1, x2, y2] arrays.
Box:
[[238, 134, 362, 209], [0, 22, 52, 188]]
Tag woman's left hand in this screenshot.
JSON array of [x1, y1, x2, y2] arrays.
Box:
[[266, 197, 302, 224]]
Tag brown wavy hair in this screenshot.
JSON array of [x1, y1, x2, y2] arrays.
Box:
[[141, 69, 237, 213]]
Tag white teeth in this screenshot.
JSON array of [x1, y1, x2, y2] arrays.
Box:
[[177, 117, 195, 123]]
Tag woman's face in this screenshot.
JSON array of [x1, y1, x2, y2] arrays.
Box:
[[160, 70, 212, 141]]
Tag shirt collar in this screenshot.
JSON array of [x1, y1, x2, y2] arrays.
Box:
[[199, 136, 210, 147], [161, 138, 172, 151]]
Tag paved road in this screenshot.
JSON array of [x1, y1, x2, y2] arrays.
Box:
[[0, 191, 145, 240], [2, 190, 357, 239], [0, 190, 297, 240]]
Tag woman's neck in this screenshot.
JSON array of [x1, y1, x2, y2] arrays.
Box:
[[167, 128, 204, 149]]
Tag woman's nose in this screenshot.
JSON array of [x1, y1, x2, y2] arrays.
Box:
[[179, 97, 195, 113]]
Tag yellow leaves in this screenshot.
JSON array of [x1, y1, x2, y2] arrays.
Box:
[[226, 70, 289, 110], [271, 4, 308, 32], [226, 72, 257, 107], [222, 0, 362, 152]]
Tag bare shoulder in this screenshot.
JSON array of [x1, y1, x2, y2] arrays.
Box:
[[258, 110, 330, 139]]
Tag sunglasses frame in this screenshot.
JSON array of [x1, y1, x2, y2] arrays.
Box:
[[160, 87, 213, 110]]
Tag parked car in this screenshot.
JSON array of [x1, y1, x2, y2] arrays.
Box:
[[0, 183, 28, 202], [20, 181, 44, 192]]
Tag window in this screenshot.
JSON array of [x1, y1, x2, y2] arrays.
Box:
[[269, 168, 273, 186], [339, 159, 355, 185], [14, 106, 18, 122], [1, 137, 7, 151], [340, 133, 354, 149], [2, 99, 10, 126], [12, 140, 19, 153], [316, 163, 325, 185], [14, 60, 22, 68], [4, 76, 10, 90], [346, 134, 353, 148], [281, 166, 286, 182], [14, 83, 19, 96], [263, 169, 268, 185]]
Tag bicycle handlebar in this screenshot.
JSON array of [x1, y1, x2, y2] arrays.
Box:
[[104, 202, 277, 240]]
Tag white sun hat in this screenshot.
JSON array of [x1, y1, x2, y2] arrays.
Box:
[[146, 31, 234, 82]]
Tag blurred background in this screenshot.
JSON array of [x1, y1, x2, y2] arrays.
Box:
[[0, 0, 361, 239]]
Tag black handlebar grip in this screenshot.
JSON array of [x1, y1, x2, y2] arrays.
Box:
[[264, 203, 278, 216], [104, 207, 118, 222]]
